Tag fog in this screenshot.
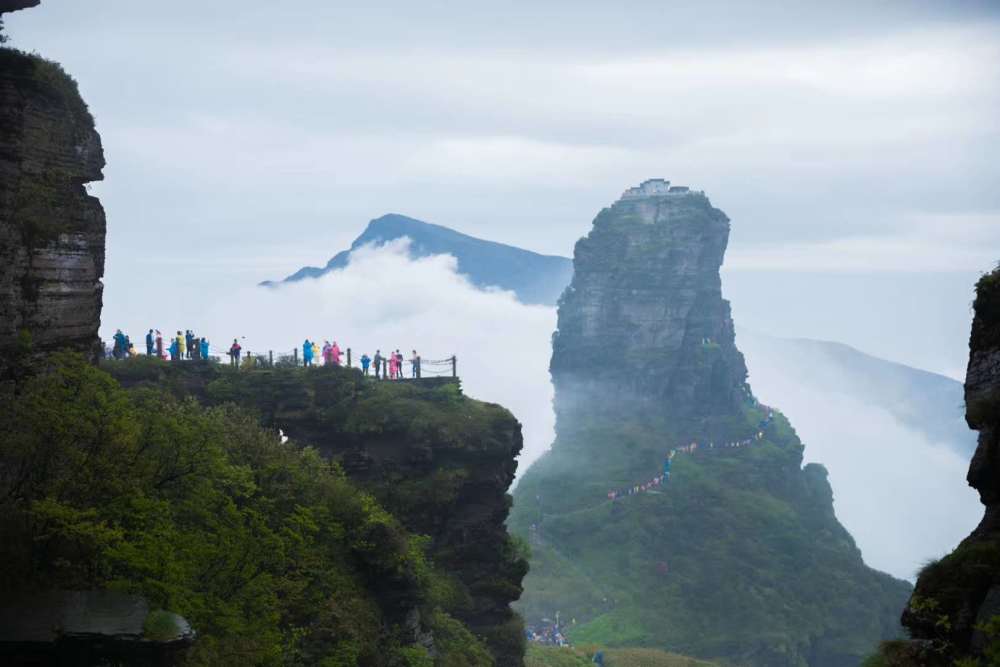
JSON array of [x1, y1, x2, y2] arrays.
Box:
[[743, 338, 981, 581], [113, 241, 557, 470]]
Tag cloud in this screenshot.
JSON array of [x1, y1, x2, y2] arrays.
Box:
[[743, 339, 982, 580], [111, 240, 557, 473], [727, 213, 1000, 273]]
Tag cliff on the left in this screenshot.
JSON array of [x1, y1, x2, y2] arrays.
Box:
[[0, 7, 105, 383], [0, 6, 528, 665]]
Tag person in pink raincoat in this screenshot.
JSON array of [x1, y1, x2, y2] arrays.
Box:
[[331, 341, 342, 366], [388, 353, 397, 379], [322, 341, 333, 364]]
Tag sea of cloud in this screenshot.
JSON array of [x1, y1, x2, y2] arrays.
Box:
[[104, 240, 982, 581], [181, 240, 558, 471]]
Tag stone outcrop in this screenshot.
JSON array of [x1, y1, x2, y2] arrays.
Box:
[[551, 181, 748, 433], [0, 45, 106, 380], [109, 362, 529, 667], [512, 180, 911, 667], [890, 266, 1000, 665]]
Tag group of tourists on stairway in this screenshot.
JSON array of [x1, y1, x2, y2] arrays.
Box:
[[605, 407, 776, 501]]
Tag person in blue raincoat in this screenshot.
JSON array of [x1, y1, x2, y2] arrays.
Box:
[[200, 338, 209, 360], [303, 339, 314, 367]]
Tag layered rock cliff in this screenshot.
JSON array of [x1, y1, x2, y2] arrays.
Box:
[[511, 180, 910, 667], [0, 43, 106, 381], [882, 266, 1000, 665], [551, 180, 748, 431]]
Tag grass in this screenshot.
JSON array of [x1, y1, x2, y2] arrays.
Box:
[[526, 645, 717, 667]]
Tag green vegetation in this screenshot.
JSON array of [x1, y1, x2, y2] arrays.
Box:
[[526, 645, 716, 667], [0, 353, 496, 666], [511, 404, 910, 666]]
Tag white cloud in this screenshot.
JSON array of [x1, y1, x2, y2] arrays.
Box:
[[728, 213, 1000, 273], [111, 241, 557, 473]]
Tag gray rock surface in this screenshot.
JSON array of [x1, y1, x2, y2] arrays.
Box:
[[551, 182, 748, 431], [0, 47, 106, 378]]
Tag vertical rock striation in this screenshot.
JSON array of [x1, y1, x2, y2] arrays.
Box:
[[0, 44, 106, 380], [552, 180, 748, 435]]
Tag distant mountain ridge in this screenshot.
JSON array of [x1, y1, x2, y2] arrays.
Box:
[[739, 330, 975, 457], [261, 213, 574, 305]]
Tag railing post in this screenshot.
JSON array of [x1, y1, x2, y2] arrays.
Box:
[[293, 348, 298, 365], [269, 350, 273, 367], [347, 348, 352, 367], [452, 355, 457, 378]]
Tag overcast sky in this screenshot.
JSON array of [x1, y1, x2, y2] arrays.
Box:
[[8, 1, 1000, 376]]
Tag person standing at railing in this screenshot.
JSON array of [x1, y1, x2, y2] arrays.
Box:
[[303, 339, 314, 367], [331, 341, 342, 366], [322, 340, 332, 365], [145, 329, 154, 356], [395, 350, 404, 379], [388, 352, 398, 380], [229, 339, 241, 367], [176, 331, 186, 360], [155, 330, 164, 359], [200, 338, 209, 360], [411, 350, 421, 378], [361, 353, 371, 375], [373, 350, 384, 379]]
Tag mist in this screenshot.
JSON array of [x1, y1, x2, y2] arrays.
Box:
[[743, 337, 981, 581], [105, 240, 557, 470]]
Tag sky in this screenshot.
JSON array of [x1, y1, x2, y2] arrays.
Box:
[[6, 1, 1000, 578], [6, 0, 1000, 378]]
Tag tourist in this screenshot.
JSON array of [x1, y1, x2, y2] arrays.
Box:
[[322, 340, 332, 365], [302, 339, 313, 367], [185, 330, 194, 359], [169, 337, 178, 361], [395, 350, 404, 378], [373, 350, 383, 379], [361, 353, 371, 375], [145, 329, 154, 356], [200, 338, 209, 359], [331, 341, 342, 366], [411, 350, 421, 378], [388, 352, 397, 380], [155, 330, 164, 358], [176, 331, 186, 360], [312, 340, 321, 364], [229, 338, 242, 367]]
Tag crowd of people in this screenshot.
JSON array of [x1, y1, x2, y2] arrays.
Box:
[[525, 621, 571, 647], [105, 329, 441, 381], [605, 407, 776, 501]]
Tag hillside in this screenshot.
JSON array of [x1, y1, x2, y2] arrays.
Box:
[[509, 180, 911, 667], [261, 213, 573, 305]]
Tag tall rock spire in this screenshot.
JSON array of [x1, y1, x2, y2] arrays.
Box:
[[551, 180, 748, 433]]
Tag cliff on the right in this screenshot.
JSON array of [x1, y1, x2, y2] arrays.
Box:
[[879, 265, 1000, 666]]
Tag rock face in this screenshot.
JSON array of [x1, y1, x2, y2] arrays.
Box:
[[551, 182, 748, 431], [511, 180, 911, 667], [0, 46, 106, 380], [890, 266, 1000, 665]]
